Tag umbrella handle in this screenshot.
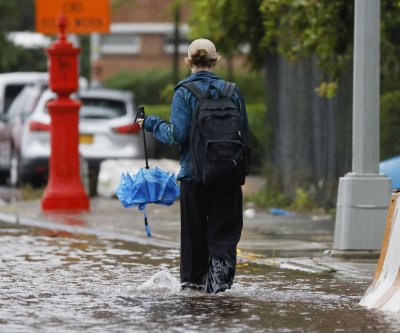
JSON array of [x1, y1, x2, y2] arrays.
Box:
[[142, 127, 149, 170], [143, 209, 151, 238], [136, 106, 149, 169]]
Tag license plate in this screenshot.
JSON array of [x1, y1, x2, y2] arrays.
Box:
[[79, 134, 93, 144]]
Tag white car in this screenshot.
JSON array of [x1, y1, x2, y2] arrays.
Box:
[[0, 72, 49, 183], [19, 88, 153, 190], [0, 72, 48, 115], [0, 84, 46, 185]]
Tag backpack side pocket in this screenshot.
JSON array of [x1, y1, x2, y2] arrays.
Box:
[[203, 140, 245, 186]]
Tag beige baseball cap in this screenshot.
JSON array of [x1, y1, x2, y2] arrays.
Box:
[[187, 38, 218, 60]]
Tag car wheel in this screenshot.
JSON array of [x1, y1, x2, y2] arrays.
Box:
[[9, 150, 21, 187], [0, 170, 8, 185]]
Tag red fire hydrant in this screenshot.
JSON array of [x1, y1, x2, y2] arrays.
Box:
[[41, 13, 89, 211]]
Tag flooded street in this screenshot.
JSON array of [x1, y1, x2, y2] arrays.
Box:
[[1, 222, 400, 333]]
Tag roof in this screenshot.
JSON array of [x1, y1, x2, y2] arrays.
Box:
[[7, 32, 52, 49], [39, 87, 134, 102], [78, 88, 134, 100], [0, 72, 48, 85]]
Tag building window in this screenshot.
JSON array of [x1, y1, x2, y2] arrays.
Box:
[[163, 33, 189, 54], [100, 34, 140, 55]]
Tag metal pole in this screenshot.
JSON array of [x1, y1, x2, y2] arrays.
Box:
[[352, 0, 380, 174], [90, 33, 101, 88], [332, 0, 390, 254]]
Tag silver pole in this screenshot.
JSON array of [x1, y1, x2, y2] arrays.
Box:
[[90, 33, 101, 88], [352, 0, 380, 174], [332, 0, 391, 254]]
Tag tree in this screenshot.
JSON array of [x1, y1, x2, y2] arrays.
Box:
[[0, 0, 47, 73], [188, 1, 353, 206], [380, 1, 400, 93], [189, 0, 264, 80], [190, 0, 400, 93], [189, 0, 400, 207], [0, 1, 23, 71], [2, 0, 35, 31], [190, 0, 353, 95]]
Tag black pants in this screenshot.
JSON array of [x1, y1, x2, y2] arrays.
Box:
[[180, 180, 243, 293]]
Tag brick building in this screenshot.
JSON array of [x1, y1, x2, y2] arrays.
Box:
[[90, 0, 191, 84]]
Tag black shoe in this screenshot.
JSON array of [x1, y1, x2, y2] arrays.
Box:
[[205, 256, 235, 294]]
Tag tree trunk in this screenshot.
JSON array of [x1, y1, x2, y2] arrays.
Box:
[[172, 3, 180, 85]]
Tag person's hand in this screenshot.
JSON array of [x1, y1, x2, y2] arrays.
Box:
[[136, 117, 144, 128]]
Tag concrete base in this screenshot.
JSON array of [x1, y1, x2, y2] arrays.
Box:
[[42, 184, 89, 212], [333, 172, 391, 251]]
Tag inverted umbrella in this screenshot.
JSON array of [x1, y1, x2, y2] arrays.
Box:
[[115, 106, 180, 237]]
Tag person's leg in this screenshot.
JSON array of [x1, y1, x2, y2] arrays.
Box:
[[180, 180, 209, 289], [205, 185, 243, 293]]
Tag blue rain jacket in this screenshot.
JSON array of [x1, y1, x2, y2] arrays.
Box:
[[143, 70, 249, 180]]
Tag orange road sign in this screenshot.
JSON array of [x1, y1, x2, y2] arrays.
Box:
[[35, 0, 110, 34]]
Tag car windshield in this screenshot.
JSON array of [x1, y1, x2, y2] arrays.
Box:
[[7, 88, 37, 122], [4, 84, 25, 114], [80, 98, 127, 119]]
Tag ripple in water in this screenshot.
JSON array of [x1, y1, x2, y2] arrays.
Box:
[[1, 223, 400, 333], [138, 270, 181, 293]]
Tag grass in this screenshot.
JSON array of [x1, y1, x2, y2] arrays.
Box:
[[20, 184, 45, 201]]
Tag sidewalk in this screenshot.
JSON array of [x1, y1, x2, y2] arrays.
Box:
[[0, 196, 378, 282]]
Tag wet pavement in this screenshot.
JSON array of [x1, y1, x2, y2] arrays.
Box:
[[0, 195, 396, 332], [0, 196, 377, 277]]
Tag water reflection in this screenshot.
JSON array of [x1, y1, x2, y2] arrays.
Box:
[[1, 223, 400, 333], [41, 212, 86, 226]]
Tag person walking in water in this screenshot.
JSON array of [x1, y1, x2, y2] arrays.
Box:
[[137, 38, 250, 293]]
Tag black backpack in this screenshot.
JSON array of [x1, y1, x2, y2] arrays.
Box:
[[183, 81, 250, 186]]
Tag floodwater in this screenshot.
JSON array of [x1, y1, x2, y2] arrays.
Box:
[[1, 223, 400, 333]]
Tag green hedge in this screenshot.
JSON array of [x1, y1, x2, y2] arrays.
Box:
[[143, 103, 269, 173], [106, 68, 269, 171], [105, 69, 174, 105], [104, 69, 266, 105], [381, 90, 400, 160]]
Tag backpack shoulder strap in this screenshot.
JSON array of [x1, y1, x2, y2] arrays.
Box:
[[183, 82, 205, 99], [222, 81, 236, 98]]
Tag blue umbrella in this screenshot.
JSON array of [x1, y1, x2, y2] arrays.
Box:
[[380, 156, 400, 189], [115, 106, 180, 237], [115, 167, 180, 237]]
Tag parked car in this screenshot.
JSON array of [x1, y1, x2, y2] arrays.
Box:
[[0, 72, 48, 183], [0, 72, 88, 116], [0, 72, 48, 115], [0, 72, 89, 184], [18, 88, 153, 191], [0, 84, 47, 184]]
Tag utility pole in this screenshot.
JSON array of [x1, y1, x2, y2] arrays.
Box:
[[332, 0, 391, 255], [172, 1, 181, 85], [90, 33, 102, 88]]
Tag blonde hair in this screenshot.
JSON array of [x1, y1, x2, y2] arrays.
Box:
[[187, 49, 218, 68]]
